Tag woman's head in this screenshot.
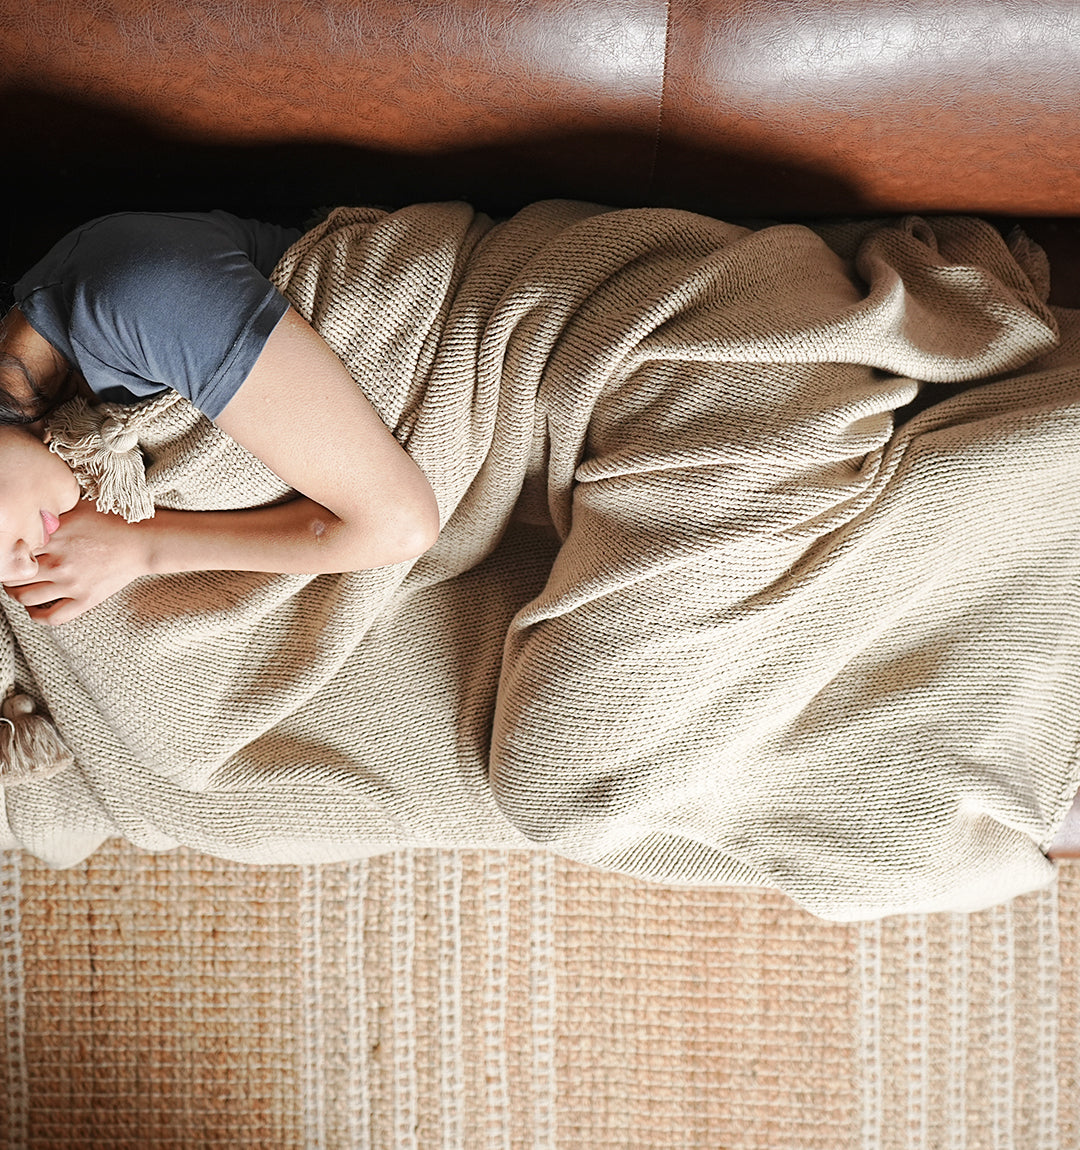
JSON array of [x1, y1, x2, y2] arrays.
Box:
[[0, 422, 80, 583], [0, 307, 81, 582]]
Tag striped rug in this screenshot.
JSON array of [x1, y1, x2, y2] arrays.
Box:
[[1, 842, 1075, 1148]]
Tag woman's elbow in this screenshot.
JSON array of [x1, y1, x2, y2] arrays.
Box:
[[396, 490, 441, 562], [326, 474, 441, 570], [372, 485, 441, 566]]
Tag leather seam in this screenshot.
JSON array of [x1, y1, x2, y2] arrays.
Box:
[[647, 0, 672, 199]]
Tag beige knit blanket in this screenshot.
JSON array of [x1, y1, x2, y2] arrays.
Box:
[[1, 201, 1077, 921]]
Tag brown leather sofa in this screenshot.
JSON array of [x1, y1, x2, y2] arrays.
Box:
[[3, 0, 1079, 302]]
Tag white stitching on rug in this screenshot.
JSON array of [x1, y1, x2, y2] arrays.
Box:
[[857, 918, 883, 1150], [0, 849, 26, 1149], [904, 914, 930, 1150], [1036, 882, 1061, 1150], [946, 912, 970, 1150], [484, 851, 511, 1150], [990, 902, 1017, 1148], [346, 859, 371, 1150], [437, 851, 465, 1150], [392, 851, 418, 1150], [301, 865, 327, 1149], [530, 852, 557, 1150]]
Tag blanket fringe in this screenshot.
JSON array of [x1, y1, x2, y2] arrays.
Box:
[[0, 694, 76, 787], [45, 398, 156, 522]]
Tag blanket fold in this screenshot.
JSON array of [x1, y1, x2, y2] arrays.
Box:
[[1, 201, 1077, 920]]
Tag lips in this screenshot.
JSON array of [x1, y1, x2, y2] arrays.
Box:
[[40, 510, 61, 543]]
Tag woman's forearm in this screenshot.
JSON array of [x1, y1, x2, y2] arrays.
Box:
[[135, 494, 438, 577], [5, 490, 439, 627]]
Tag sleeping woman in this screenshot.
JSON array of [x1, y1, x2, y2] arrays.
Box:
[[1, 200, 1078, 921], [0, 210, 440, 627]]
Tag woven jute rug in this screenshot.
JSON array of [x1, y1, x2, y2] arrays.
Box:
[[2, 844, 1077, 1149]]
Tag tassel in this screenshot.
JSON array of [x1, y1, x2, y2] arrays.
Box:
[[0, 694, 75, 788], [45, 398, 156, 523]]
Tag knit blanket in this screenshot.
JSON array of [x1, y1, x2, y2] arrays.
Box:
[[1, 201, 1078, 921]]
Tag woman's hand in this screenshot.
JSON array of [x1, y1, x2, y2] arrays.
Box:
[[3, 500, 152, 626]]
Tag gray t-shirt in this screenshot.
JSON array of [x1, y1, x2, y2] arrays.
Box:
[[15, 210, 302, 419]]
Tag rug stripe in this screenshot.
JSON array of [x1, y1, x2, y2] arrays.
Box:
[[1036, 883, 1060, 1150], [301, 865, 327, 1149], [946, 913, 969, 1150], [392, 851, 418, 1150], [0, 849, 26, 1149], [990, 902, 1016, 1150], [857, 918, 884, 1150], [484, 852, 511, 1150], [1061, 869, 1080, 1150], [437, 851, 465, 1150], [530, 853, 557, 1150], [346, 860, 371, 1150], [903, 915, 929, 1150]]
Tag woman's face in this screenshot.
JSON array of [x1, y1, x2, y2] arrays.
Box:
[[0, 426, 80, 583]]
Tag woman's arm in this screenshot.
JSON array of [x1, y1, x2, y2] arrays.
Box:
[[148, 307, 440, 575], [6, 308, 441, 625]]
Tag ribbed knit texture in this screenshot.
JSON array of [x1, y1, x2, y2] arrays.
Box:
[[0, 202, 1077, 919]]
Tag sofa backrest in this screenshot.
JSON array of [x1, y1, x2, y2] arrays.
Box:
[[3, 0, 1077, 277]]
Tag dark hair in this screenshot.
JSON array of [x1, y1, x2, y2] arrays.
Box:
[[0, 304, 75, 425]]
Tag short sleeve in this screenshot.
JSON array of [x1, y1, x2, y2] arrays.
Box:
[[14, 211, 302, 418]]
